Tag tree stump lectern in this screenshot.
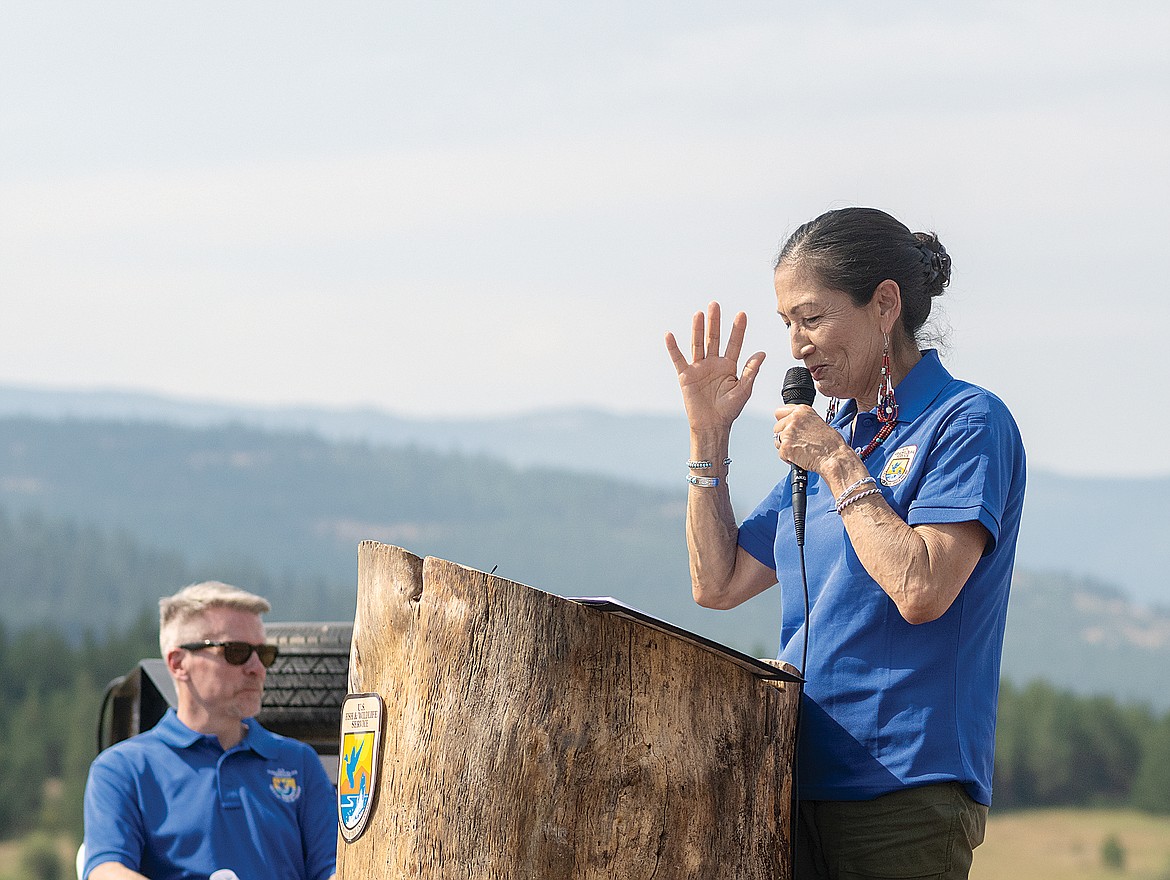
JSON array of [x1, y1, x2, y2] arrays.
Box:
[[338, 541, 800, 879]]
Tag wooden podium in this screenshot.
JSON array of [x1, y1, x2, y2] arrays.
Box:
[[337, 541, 801, 879]]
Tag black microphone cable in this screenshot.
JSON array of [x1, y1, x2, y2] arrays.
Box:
[[780, 366, 817, 878], [781, 366, 816, 678]]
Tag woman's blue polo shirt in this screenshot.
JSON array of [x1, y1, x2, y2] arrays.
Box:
[[83, 708, 337, 880], [738, 350, 1026, 805]]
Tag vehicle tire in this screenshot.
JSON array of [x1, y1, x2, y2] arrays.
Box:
[[259, 621, 352, 750]]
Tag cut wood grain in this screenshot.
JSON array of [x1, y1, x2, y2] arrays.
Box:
[[338, 541, 799, 879]]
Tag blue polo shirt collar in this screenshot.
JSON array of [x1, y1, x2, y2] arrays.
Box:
[[829, 349, 952, 427], [242, 718, 281, 758], [153, 708, 279, 758]]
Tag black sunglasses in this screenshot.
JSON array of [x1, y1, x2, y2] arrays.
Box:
[[180, 640, 279, 668]]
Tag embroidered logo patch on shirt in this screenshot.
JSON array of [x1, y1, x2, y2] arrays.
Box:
[[881, 445, 918, 487], [269, 769, 301, 803]]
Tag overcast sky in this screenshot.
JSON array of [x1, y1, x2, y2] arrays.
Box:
[[2, 1, 1167, 476]]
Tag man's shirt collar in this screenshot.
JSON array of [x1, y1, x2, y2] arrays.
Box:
[[153, 707, 279, 757]]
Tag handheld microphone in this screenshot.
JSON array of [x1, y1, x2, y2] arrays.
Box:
[[781, 367, 816, 546]]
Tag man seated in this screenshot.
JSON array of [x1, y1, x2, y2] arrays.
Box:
[[83, 582, 338, 880]]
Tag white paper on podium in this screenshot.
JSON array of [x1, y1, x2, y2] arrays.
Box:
[[567, 596, 802, 682]]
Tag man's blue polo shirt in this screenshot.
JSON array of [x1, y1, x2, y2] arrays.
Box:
[[738, 350, 1026, 805], [83, 708, 337, 880]]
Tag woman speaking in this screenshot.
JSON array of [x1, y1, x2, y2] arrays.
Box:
[[665, 207, 1026, 880]]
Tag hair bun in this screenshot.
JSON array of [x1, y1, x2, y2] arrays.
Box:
[[913, 231, 951, 294]]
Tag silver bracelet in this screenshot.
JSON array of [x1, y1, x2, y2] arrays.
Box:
[[686, 475, 721, 488], [687, 458, 732, 470], [836, 487, 881, 514], [835, 476, 877, 507]]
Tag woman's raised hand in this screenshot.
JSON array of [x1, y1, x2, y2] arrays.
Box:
[[665, 302, 766, 432]]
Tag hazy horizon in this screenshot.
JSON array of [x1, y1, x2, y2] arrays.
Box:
[[3, 2, 1167, 475]]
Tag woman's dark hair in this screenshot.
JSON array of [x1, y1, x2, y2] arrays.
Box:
[[774, 207, 952, 343]]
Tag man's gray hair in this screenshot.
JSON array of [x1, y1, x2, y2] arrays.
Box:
[[158, 581, 271, 656]]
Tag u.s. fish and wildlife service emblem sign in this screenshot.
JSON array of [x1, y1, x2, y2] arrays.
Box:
[[338, 692, 384, 843]]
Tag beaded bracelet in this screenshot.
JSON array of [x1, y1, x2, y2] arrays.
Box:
[[686, 475, 720, 488], [836, 487, 882, 514], [835, 476, 876, 508], [687, 458, 733, 470]]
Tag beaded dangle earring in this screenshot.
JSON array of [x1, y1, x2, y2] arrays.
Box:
[[877, 334, 898, 425], [854, 334, 898, 462]]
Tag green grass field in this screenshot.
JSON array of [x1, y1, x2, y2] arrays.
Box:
[[973, 809, 1170, 880], [0, 832, 76, 880], [3, 809, 1169, 879]]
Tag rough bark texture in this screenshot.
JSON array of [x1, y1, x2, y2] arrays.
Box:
[[337, 541, 799, 880]]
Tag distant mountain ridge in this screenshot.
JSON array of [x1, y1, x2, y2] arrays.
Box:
[[2, 383, 1166, 606], [1001, 570, 1170, 709], [0, 394, 1168, 708], [0, 415, 1166, 709]]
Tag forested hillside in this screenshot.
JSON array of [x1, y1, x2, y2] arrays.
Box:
[[0, 416, 753, 642], [1002, 571, 1170, 710], [0, 613, 158, 841], [1, 415, 1169, 852], [2, 415, 1169, 709], [0, 620, 1167, 846], [0, 506, 351, 633], [4, 389, 1165, 606], [995, 680, 1170, 812]]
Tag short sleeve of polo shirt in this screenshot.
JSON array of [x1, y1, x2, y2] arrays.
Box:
[[905, 398, 1020, 553], [737, 480, 787, 569], [83, 749, 147, 875]]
